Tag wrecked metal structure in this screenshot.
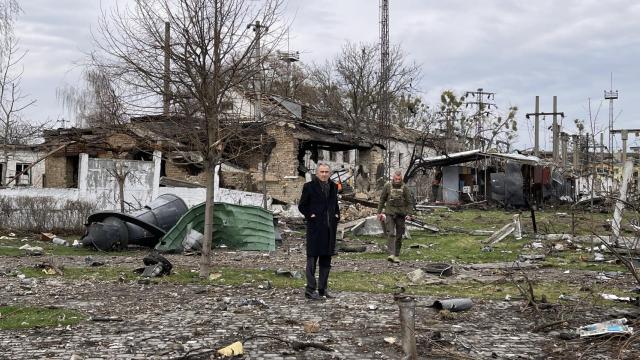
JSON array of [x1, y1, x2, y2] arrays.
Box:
[[415, 149, 574, 207], [81, 194, 188, 250]]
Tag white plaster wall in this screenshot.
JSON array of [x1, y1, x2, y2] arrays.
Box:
[[575, 174, 617, 199], [388, 139, 437, 173], [0, 187, 82, 205], [158, 187, 265, 208], [86, 158, 155, 210], [1, 149, 46, 187]]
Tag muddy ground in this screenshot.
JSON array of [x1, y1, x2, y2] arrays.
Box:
[[1, 211, 640, 360]]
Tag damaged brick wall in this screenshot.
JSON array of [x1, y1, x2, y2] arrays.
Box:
[[220, 171, 255, 191], [358, 146, 384, 185], [165, 161, 207, 185], [44, 156, 76, 188], [257, 125, 305, 203], [265, 125, 299, 177]]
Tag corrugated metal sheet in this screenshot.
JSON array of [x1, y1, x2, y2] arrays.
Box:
[[155, 202, 275, 252]]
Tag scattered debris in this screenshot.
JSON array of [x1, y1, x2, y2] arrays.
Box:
[[406, 269, 426, 284], [422, 263, 453, 277], [432, 298, 474, 312], [84, 256, 105, 267], [303, 321, 320, 333], [578, 318, 634, 338], [134, 253, 173, 278], [90, 316, 124, 322], [182, 229, 203, 252], [40, 232, 56, 242], [19, 244, 44, 256], [558, 294, 578, 302], [35, 261, 64, 276], [237, 298, 268, 308], [351, 216, 384, 236], [519, 254, 546, 262], [51, 237, 69, 246], [600, 293, 633, 303], [274, 268, 303, 279], [209, 273, 223, 280], [82, 194, 188, 251], [405, 218, 439, 233], [217, 341, 244, 357], [536, 234, 571, 241], [485, 214, 522, 245], [470, 230, 494, 236], [383, 337, 397, 345], [339, 244, 367, 253]]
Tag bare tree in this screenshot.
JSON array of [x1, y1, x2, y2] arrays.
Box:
[[57, 68, 128, 128], [308, 42, 420, 141], [0, 2, 38, 185], [93, 0, 285, 277]]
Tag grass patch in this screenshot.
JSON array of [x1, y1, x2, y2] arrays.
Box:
[[0, 236, 142, 257], [419, 208, 635, 236], [342, 233, 527, 264], [18, 265, 627, 304], [543, 252, 627, 272], [0, 306, 85, 330]]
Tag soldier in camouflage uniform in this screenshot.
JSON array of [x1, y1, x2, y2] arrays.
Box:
[[377, 170, 413, 263]]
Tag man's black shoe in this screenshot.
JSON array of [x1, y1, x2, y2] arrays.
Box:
[[319, 291, 335, 299], [305, 291, 322, 300]]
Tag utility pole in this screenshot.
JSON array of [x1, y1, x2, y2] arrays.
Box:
[[249, 21, 268, 209], [552, 96, 559, 162], [572, 135, 580, 170], [610, 129, 640, 165], [464, 88, 495, 150], [534, 96, 540, 156], [604, 74, 618, 162], [379, 0, 391, 180], [561, 132, 569, 167], [525, 96, 565, 162], [464, 88, 495, 202]]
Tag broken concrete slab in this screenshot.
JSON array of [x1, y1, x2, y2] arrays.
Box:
[[612, 161, 634, 244], [19, 244, 44, 256], [351, 216, 384, 236], [485, 214, 522, 245], [518, 254, 546, 262], [536, 234, 572, 241]]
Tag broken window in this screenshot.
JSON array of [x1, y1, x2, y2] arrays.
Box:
[[329, 151, 336, 161], [398, 152, 403, 167], [343, 150, 350, 163], [15, 163, 31, 186]]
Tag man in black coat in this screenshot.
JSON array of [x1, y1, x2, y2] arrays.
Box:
[[298, 163, 340, 300]]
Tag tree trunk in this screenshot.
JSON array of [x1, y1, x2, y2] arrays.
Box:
[[200, 157, 217, 277], [118, 174, 125, 213]]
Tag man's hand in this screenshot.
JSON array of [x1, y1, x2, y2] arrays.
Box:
[[310, 214, 316, 218], [377, 213, 385, 222], [405, 215, 413, 221]]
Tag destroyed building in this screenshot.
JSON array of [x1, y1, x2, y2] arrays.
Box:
[[0, 144, 46, 187]]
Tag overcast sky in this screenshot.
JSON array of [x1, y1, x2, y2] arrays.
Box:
[[15, 0, 640, 151]]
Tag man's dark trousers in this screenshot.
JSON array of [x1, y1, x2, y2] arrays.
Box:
[[306, 255, 331, 294]]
